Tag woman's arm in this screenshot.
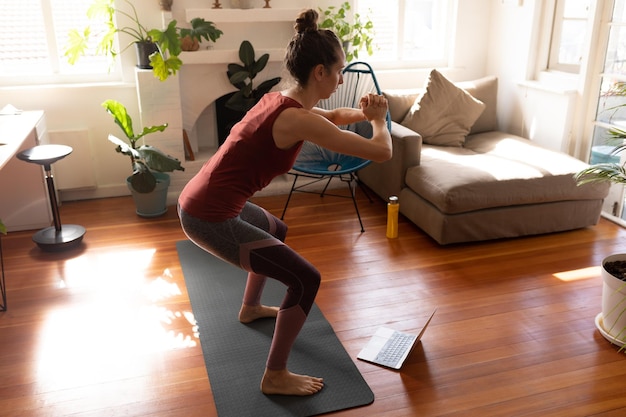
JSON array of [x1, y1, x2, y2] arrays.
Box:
[[310, 106, 366, 126], [274, 94, 392, 163]]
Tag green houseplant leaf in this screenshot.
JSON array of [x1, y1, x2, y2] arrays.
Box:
[[102, 100, 183, 193], [225, 41, 281, 113], [318, 2, 376, 62], [180, 18, 223, 43], [64, 0, 218, 81]]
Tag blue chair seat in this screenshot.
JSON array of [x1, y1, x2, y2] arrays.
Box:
[[281, 62, 390, 232]]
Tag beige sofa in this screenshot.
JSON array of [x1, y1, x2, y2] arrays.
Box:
[[358, 70, 610, 245]]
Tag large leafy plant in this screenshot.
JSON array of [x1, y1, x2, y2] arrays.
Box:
[[575, 81, 626, 351], [102, 99, 184, 193], [65, 0, 183, 81], [180, 17, 223, 51], [318, 2, 375, 62], [575, 82, 626, 186], [226, 41, 282, 113]]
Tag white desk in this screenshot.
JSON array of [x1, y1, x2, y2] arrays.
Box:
[[0, 111, 53, 232]]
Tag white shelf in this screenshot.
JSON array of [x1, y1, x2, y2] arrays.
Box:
[[181, 48, 285, 65], [185, 8, 305, 23]]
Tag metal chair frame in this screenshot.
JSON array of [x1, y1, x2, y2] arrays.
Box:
[[280, 62, 390, 232]]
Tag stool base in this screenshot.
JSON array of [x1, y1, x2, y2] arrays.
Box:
[[33, 225, 86, 252]]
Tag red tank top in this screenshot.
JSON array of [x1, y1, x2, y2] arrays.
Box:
[[179, 92, 303, 221]]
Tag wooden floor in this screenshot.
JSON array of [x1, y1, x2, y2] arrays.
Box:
[[2, 189, 626, 416]]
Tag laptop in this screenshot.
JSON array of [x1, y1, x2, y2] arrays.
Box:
[[357, 308, 436, 370]]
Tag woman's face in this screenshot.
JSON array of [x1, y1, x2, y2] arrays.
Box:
[[321, 51, 346, 99]]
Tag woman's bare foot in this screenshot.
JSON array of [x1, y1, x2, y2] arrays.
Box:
[[238, 304, 279, 323], [261, 368, 324, 396]]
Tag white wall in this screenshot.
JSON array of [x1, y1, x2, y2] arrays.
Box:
[[484, 0, 594, 157], [1, 0, 551, 203], [485, 0, 540, 136]]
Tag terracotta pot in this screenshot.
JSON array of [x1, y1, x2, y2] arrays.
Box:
[[181, 36, 199, 51]]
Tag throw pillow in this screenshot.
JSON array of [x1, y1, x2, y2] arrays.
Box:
[[383, 89, 422, 123], [401, 69, 486, 147], [457, 76, 498, 134]]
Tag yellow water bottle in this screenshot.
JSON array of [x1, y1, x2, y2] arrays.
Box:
[[386, 196, 399, 238]]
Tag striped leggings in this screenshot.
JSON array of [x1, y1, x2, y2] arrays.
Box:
[[178, 201, 321, 370]]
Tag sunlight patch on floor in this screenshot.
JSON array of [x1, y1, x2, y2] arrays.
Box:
[[34, 248, 198, 392], [553, 266, 600, 282]]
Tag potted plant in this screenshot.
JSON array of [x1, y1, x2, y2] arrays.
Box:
[[216, 40, 281, 144], [65, 0, 189, 81], [318, 1, 375, 63], [226, 40, 282, 113], [596, 255, 626, 350], [179, 18, 223, 52], [575, 83, 626, 349], [102, 99, 184, 217]]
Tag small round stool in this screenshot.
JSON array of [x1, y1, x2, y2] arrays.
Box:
[[17, 144, 85, 251]]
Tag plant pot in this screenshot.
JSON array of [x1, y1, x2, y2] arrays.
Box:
[[159, 0, 173, 11], [126, 172, 170, 218], [135, 41, 159, 69], [597, 253, 626, 347], [181, 36, 200, 51]]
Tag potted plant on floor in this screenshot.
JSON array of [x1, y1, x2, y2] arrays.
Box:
[[576, 85, 626, 349], [102, 99, 184, 217], [216, 40, 281, 144], [318, 1, 375, 63]]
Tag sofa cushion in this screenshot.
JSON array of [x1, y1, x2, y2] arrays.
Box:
[[384, 89, 421, 123], [384, 75, 499, 134], [403, 131, 609, 214], [457, 76, 498, 134], [400, 69, 486, 147]]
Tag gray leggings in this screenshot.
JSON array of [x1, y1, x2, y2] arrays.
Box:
[[178, 201, 320, 314]]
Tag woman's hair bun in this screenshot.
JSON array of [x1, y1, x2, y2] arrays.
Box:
[[294, 9, 319, 34]]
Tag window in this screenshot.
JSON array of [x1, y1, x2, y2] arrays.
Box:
[[356, 0, 450, 68], [0, 0, 117, 86], [588, 0, 626, 220], [548, 0, 592, 73]]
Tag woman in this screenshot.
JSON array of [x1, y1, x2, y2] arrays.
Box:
[[178, 9, 391, 396]]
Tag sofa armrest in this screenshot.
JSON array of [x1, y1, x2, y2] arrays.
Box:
[[358, 121, 422, 199]]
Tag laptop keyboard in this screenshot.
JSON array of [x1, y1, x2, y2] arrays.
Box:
[[374, 331, 416, 368]]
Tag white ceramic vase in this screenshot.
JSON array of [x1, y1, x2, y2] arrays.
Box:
[[598, 253, 626, 346]]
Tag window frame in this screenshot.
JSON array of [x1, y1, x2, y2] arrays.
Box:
[[355, 0, 452, 70], [547, 0, 592, 74], [0, 0, 122, 87]]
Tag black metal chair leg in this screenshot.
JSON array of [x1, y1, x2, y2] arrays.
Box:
[[348, 177, 365, 233]]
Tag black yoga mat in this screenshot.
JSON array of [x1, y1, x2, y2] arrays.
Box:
[[176, 240, 374, 417]]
